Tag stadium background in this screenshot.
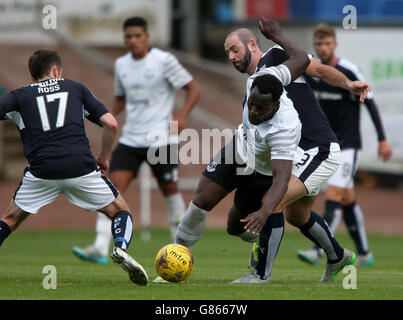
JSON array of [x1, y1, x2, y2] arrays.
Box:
[[0, 0, 402, 237]]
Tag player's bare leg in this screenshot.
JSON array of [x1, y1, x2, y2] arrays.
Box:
[[176, 176, 229, 250], [0, 201, 30, 246], [158, 181, 186, 242], [72, 170, 134, 263], [99, 194, 148, 285]]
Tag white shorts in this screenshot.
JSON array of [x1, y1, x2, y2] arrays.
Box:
[[13, 168, 119, 214], [292, 142, 340, 196], [327, 148, 359, 189]]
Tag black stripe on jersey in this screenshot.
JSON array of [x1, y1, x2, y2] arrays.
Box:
[[13, 167, 30, 200], [298, 144, 331, 183], [241, 95, 246, 109], [101, 175, 119, 198], [258, 47, 288, 69], [351, 149, 359, 181]]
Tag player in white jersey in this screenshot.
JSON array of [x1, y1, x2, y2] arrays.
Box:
[[175, 18, 352, 283], [224, 19, 360, 283], [72, 17, 200, 266]]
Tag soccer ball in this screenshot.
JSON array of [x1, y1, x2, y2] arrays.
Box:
[[155, 243, 194, 282]]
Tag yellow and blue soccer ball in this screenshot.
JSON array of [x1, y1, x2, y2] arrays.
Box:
[[155, 244, 194, 282]]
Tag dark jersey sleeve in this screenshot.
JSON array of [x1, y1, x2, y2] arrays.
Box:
[[0, 92, 19, 119], [344, 65, 387, 142], [268, 47, 289, 66], [364, 99, 386, 141], [80, 83, 109, 123]]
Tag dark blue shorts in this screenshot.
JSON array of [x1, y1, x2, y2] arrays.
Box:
[[109, 143, 179, 183]]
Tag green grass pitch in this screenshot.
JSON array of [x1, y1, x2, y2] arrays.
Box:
[[0, 228, 402, 300]]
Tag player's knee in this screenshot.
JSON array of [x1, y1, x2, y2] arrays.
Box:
[[340, 190, 355, 206], [159, 181, 178, 197], [100, 195, 130, 219], [285, 210, 305, 227], [325, 186, 344, 202], [192, 192, 214, 212], [226, 207, 245, 236], [1, 205, 28, 231], [226, 220, 244, 236]]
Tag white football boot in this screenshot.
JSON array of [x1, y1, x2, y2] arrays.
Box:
[[231, 269, 271, 284], [111, 247, 148, 286]]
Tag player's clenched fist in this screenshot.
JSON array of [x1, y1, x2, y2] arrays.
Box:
[[258, 17, 282, 41]]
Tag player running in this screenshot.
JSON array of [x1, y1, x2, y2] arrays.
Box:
[[0, 50, 148, 285], [72, 17, 200, 266], [175, 18, 355, 283], [298, 24, 392, 266]]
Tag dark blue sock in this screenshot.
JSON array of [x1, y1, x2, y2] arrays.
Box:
[[300, 211, 344, 264], [343, 201, 369, 255], [0, 220, 11, 246], [256, 212, 284, 280], [323, 200, 342, 226], [111, 211, 133, 251]]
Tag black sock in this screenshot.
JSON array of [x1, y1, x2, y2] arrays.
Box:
[[343, 202, 369, 255], [323, 200, 342, 232], [300, 211, 344, 263], [256, 212, 284, 280], [0, 220, 11, 246], [313, 200, 342, 254], [111, 211, 133, 251]]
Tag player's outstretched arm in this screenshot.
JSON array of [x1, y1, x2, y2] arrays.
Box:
[[97, 112, 118, 172], [259, 17, 310, 82], [306, 58, 371, 103], [240, 159, 292, 234]]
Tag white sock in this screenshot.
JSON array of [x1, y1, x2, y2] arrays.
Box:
[[94, 213, 112, 257], [165, 193, 186, 242], [175, 201, 209, 250]]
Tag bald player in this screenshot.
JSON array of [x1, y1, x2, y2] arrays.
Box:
[[176, 19, 360, 283]]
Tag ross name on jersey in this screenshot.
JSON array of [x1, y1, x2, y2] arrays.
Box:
[[31, 79, 62, 94]]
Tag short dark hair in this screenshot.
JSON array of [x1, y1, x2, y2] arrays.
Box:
[[251, 74, 283, 103], [28, 50, 62, 81], [123, 17, 148, 32], [314, 23, 336, 39]]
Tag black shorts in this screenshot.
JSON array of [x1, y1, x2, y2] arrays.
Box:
[[202, 138, 273, 215], [109, 143, 179, 183]]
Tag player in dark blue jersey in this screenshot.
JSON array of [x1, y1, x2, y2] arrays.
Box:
[[298, 24, 392, 266], [0, 50, 148, 285], [223, 18, 372, 283]]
